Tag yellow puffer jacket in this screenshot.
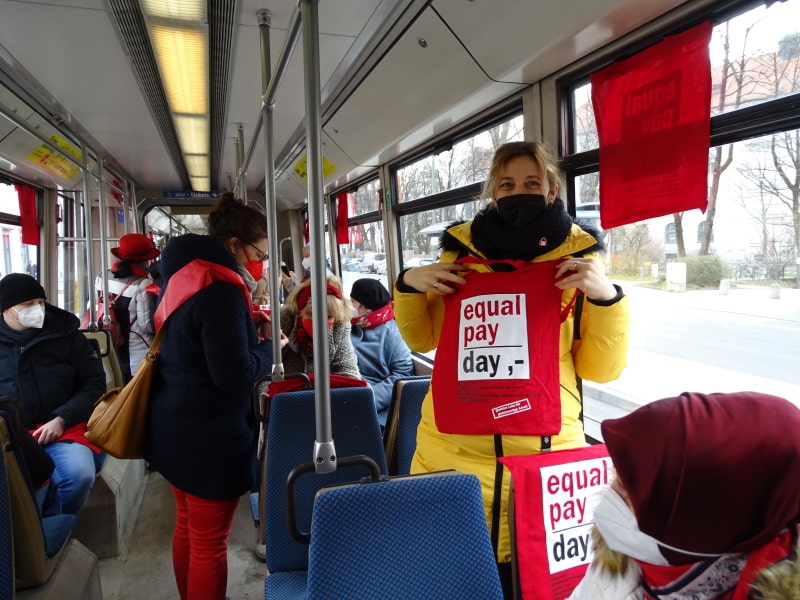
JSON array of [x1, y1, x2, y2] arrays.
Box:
[[394, 221, 630, 563]]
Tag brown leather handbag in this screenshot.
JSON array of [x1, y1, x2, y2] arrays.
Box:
[[85, 327, 164, 459]]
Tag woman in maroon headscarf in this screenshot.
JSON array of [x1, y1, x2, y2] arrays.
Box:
[[570, 391, 800, 599]]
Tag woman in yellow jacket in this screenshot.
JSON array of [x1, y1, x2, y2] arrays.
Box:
[[394, 140, 630, 596]]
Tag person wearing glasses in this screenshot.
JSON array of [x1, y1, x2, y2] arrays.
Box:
[[144, 192, 278, 600]]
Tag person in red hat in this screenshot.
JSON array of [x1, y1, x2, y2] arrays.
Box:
[[93, 233, 160, 379]]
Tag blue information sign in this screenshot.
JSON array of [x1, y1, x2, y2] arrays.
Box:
[[163, 190, 219, 199]]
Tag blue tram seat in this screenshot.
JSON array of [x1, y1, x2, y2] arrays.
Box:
[[305, 472, 504, 599], [0, 411, 75, 590], [263, 386, 388, 600], [383, 376, 430, 476]]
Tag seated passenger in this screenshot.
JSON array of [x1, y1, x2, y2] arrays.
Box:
[[349, 278, 413, 427], [280, 276, 360, 378], [569, 391, 800, 599], [0, 273, 107, 515]]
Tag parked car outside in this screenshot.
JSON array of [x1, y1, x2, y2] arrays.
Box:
[[404, 256, 435, 268], [343, 257, 362, 272], [359, 252, 385, 274]]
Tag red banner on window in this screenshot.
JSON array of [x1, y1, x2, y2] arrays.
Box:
[[590, 21, 713, 229], [336, 192, 350, 244], [15, 184, 40, 246]]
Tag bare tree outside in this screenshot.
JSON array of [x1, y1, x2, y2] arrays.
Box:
[[613, 223, 663, 276]]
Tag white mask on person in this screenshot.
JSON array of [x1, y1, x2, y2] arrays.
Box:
[[302, 257, 312, 271], [14, 304, 45, 329], [593, 488, 723, 566]]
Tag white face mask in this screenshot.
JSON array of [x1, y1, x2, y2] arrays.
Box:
[[593, 488, 723, 566], [302, 257, 312, 271], [14, 304, 45, 329]]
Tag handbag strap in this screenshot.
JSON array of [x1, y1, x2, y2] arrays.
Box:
[[144, 325, 167, 358]]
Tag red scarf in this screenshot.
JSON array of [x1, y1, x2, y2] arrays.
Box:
[[350, 303, 394, 330], [33, 422, 102, 454], [638, 529, 796, 599]]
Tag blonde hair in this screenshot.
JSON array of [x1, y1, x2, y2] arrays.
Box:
[[284, 275, 351, 324], [480, 140, 563, 200]]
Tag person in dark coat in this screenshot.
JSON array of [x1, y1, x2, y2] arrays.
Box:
[[349, 278, 413, 426], [144, 193, 274, 600], [0, 273, 107, 515]]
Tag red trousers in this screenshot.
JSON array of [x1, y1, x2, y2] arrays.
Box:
[[171, 486, 239, 600]]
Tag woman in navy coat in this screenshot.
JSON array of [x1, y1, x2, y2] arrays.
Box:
[[145, 193, 274, 600]]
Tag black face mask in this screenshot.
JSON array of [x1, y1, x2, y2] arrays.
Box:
[[495, 194, 549, 229]]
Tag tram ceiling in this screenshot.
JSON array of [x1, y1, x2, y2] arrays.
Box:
[[0, 0, 686, 210]]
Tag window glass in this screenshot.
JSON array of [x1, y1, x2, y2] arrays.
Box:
[[398, 201, 486, 268], [572, 83, 597, 153], [711, 2, 800, 115], [395, 115, 524, 204], [570, 1, 800, 151], [573, 130, 800, 407], [350, 178, 381, 216], [339, 221, 388, 297], [0, 182, 39, 281]]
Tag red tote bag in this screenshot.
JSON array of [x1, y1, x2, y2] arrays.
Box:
[[432, 258, 568, 436]]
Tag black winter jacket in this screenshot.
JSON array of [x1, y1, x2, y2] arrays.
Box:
[[144, 234, 274, 500], [0, 304, 106, 429]]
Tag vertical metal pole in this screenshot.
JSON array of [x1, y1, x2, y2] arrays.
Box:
[[236, 124, 247, 203], [259, 8, 285, 379], [122, 180, 131, 234], [81, 143, 98, 330], [130, 178, 140, 233], [300, 0, 335, 473], [97, 159, 111, 327], [256, 6, 277, 561]]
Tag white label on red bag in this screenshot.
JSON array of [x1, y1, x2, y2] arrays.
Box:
[[458, 293, 530, 381], [541, 457, 614, 574]]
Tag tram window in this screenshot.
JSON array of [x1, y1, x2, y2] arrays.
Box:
[[572, 1, 800, 154], [0, 182, 39, 281], [567, 127, 800, 406], [350, 178, 381, 216], [395, 115, 524, 204], [340, 220, 388, 297], [561, 0, 800, 410], [398, 203, 486, 266], [709, 2, 800, 116]]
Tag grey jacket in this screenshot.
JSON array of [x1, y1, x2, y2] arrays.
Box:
[[279, 307, 361, 379]]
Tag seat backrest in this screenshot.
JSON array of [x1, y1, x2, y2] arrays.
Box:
[[0, 419, 13, 600], [81, 329, 125, 390], [264, 386, 388, 574], [0, 413, 75, 590], [305, 472, 504, 599], [383, 377, 430, 476]]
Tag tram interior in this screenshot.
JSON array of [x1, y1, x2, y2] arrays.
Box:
[[3, 0, 799, 598]]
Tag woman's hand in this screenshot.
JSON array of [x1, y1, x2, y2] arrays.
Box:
[[401, 263, 468, 295], [555, 258, 617, 301], [33, 416, 65, 446]]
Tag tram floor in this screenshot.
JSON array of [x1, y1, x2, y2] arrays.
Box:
[[97, 470, 267, 600]]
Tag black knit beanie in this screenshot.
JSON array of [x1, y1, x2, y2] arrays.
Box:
[[350, 278, 391, 311], [0, 274, 46, 312]]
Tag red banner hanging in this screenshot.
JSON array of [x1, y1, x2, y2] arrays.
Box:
[[590, 21, 713, 229], [15, 184, 40, 246], [336, 192, 350, 244]]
